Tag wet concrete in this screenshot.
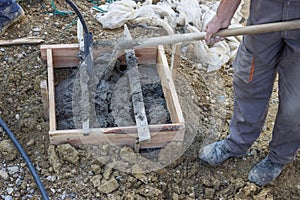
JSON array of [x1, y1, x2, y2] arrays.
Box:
[[55, 42, 170, 130]]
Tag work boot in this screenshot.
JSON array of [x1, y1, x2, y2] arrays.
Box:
[[199, 140, 247, 166], [0, 3, 25, 36], [248, 156, 285, 186]]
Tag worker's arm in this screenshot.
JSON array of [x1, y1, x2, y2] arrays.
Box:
[[205, 0, 241, 44]]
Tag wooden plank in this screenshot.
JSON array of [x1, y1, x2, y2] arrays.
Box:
[[47, 49, 56, 131], [49, 123, 184, 148], [156, 46, 184, 123], [40, 44, 158, 68], [51, 123, 183, 134], [126, 49, 151, 142], [41, 44, 80, 68], [41, 44, 80, 59], [0, 37, 43, 46]]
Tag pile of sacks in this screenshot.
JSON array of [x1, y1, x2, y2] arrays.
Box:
[[95, 0, 245, 72]]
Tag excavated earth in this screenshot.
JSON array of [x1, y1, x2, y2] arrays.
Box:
[[0, 0, 299, 199]]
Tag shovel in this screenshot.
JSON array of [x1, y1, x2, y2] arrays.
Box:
[[101, 19, 300, 80]]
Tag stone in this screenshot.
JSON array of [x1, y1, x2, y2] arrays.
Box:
[[98, 178, 119, 194], [91, 175, 102, 188], [137, 186, 162, 197], [132, 164, 148, 184], [0, 140, 18, 161], [0, 170, 9, 180], [7, 166, 19, 175], [120, 147, 137, 163], [47, 145, 62, 173], [6, 188, 13, 195], [4, 196, 13, 200], [56, 144, 79, 165], [103, 166, 113, 180], [172, 193, 179, 200], [91, 164, 101, 174]]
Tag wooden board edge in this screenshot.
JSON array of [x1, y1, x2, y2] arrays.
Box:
[[156, 45, 185, 123], [47, 49, 57, 131], [49, 123, 185, 148], [40, 44, 159, 68]]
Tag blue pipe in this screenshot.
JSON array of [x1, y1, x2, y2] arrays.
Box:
[[0, 118, 49, 200]]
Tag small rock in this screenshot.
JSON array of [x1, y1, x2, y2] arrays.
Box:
[[0, 170, 9, 180], [15, 54, 24, 61], [32, 32, 40, 36], [7, 166, 19, 175], [50, 188, 56, 193], [120, 147, 137, 163], [98, 178, 119, 194], [137, 186, 162, 197], [103, 166, 113, 180], [90, 175, 102, 188], [96, 156, 110, 165], [56, 144, 79, 165], [47, 145, 62, 173], [7, 188, 13, 194], [4, 195, 13, 200], [32, 27, 41, 32], [15, 177, 22, 186], [172, 193, 179, 200], [0, 140, 18, 161], [132, 165, 148, 184], [36, 124, 42, 131], [46, 175, 56, 182], [91, 164, 101, 174], [100, 144, 109, 155], [26, 139, 35, 146]]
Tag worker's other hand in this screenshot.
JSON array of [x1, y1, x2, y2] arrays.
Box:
[[205, 16, 229, 45]]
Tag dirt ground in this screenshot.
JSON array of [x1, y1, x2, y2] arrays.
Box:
[[0, 0, 299, 199]]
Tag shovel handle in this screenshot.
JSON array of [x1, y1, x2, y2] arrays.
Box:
[[215, 19, 300, 37], [126, 19, 300, 49]]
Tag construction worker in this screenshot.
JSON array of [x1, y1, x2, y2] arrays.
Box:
[[199, 0, 300, 186], [0, 0, 24, 36]]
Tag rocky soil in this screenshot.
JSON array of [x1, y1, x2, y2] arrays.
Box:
[[0, 0, 299, 199]]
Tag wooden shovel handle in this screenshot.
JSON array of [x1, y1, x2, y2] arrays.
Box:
[[215, 19, 300, 37], [126, 19, 300, 49]]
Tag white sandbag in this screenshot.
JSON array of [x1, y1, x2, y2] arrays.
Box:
[[95, 0, 137, 29], [132, 3, 176, 34], [177, 0, 244, 71], [95, 0, 246, 72], [176, 0, 203, 29]]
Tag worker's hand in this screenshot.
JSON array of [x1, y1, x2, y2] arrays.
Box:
[[205, 15, 229, 45]]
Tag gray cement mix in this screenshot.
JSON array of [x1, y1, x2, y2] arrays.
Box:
[[55, 41, 170, 130]]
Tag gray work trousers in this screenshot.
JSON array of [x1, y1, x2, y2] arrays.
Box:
[[224, 0, 300, 165]]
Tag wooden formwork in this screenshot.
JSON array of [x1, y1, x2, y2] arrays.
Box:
[[40, 44, 185, 149]]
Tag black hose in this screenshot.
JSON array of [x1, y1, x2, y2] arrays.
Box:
[[0, 118, 49, 200], [65, 0, 89, 34], [65, 0, 94, 77], [65, 0, 92, 56]]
